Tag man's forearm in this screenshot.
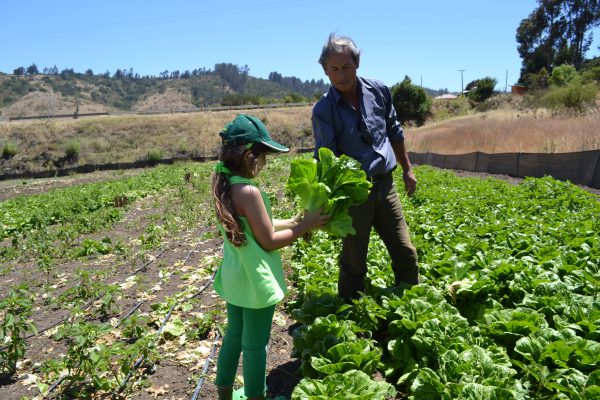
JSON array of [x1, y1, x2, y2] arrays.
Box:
[[392, 140, 413, 172]]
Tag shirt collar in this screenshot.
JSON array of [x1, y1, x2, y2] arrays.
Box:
[[329, 77, 364, 105]]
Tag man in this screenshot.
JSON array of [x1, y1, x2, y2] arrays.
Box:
[[312, 33, 419, 301]]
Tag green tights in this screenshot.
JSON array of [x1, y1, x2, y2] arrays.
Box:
[[215, 303, 275, 398]]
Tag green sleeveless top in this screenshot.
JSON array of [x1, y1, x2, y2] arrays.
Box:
[[213, 175, 287, 309]]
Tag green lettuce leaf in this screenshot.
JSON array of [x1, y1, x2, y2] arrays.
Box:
[[291, 370, 396, 400], [287, 148, 371, 237]]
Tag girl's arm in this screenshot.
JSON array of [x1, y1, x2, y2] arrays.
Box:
[[236, 185, 327, 251], [273, 213, 302, 231]]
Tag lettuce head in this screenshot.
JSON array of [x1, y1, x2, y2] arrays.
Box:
[[287, 147, 371, 237]]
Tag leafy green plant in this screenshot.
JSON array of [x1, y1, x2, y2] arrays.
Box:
[[56, 269, 116, 310], [289, 166, 600, 398], [290, 290, 345, 325], [121, 315, 151, 342], [64, 140, 80, 162], [0, 286, 37, 376], [147, 149, 164, 163], [310, 338, 382, 377], [287, 147, 371, 237], [71, 237, 113, 258], [2, 143, 17, 159], [188, 311, 218, 340], [292, 370, 396, 400], [409, 346, 524, 400], [40, 318, 159, 397], [341, 295, 387, 334], [140, 224, 164, 249], [96, 284, 123, 320], [292, 315, 363, 377]]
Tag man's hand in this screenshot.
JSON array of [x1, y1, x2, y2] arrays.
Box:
[[403, 169, 417, 196]]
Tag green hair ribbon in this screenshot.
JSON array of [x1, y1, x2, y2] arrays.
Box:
[[215, 161, 232, 175]]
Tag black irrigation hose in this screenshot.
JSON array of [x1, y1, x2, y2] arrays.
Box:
[[15, 237, 213, 398], [191, 331, 221, 400], [34, 248, 185, 397], [116, 242, 205, 327], [116, 268, 217, 393], [45, 375, 67, 397], [44, 268, 216, 398], [130, 247, 170, 276]]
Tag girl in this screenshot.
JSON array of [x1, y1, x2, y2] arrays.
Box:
[[211, 114, 328, 400]]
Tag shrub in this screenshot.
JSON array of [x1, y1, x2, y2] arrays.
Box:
[[522, 67, 550, 90], [2, 143, 17, 159], [549, 64, 577, 87], [467, 77, 498, 103], [147, 149, 164, 163], [64, 141, 80, 162], [391, 76, 432, 126], [542, 75, 598, 112], [581, 66, 600, 83]]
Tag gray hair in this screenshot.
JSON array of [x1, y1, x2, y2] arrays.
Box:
[[318, 33, 361, 71]]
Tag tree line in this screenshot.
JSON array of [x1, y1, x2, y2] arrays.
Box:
[[6, 62, 329, 102], [517, 0, 600, 86], [1, 62, 331, 112]]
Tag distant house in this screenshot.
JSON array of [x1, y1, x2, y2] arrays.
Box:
[[434, 93, 458, 100]]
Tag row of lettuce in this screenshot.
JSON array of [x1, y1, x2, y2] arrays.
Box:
[[286, 166, 599, 399], [0, 164, 213, 265]]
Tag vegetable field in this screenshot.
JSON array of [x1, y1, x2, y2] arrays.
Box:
[[0, 155, 598, 399]]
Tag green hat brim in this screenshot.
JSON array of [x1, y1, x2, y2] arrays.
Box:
[[261, 140, 289, 153]]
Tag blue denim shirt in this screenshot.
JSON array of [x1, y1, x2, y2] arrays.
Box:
[[312, 77, 404, 177]]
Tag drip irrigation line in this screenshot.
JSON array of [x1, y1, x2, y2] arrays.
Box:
[[116, 241, 207, 327], [190, 269, 217, 299], [130, 247, 169, 276], [45, 375, 67, 396], [190, 331, 221, 400], [117, 268, 217, 393], [0, 246, 171, 351], [25, 247, 215, 398], [116, 301, 145, 326]]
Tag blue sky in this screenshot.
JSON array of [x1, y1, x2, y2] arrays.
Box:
[[2, 0, 599, 93]]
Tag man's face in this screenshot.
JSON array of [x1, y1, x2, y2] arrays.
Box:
[[324, 50, 359, 95]]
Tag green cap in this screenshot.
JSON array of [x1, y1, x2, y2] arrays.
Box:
[[219, 114, 289, 152]]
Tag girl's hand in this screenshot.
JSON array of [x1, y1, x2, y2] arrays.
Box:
[[301, 209, 330, 231], [293, 211, 304, 224]]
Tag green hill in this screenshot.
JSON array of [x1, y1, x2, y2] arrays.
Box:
[[0, 63, 330, 118]]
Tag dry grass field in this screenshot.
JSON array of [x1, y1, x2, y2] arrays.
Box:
[[405, 108, 600, 154], [0, 107, 313, 173], [1, 98, 599, 176]]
